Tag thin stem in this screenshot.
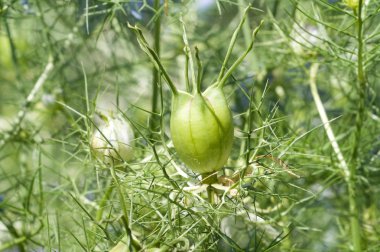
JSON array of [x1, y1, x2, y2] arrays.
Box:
[[35, 1, 56, 58], [128, 24, 178, 96], [218, 21, 263, 88], [207, 186, 216, 205], [351, 1, 366, 166], [349, 0, 366, 250], [184, 46, 191, 92], [309, 62, 361, 250], [150, 0, 162, 134], [3, 16, 19, 69], [180, 17, 197, 94], [109, 164, 142, 250], [217, 5, 250, 83], [243, 83, 255, 175], [309, 63, 350, 179], [195, 46, 203, 94], [202, 173, 218, 206], [0, 58, 54, 148], [0, 237, 27, 251], [95, 182, 114, 222], [238, 0, 251, 48]]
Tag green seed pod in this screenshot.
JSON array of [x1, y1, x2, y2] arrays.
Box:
[[344, 0, 359, 9], [170, 86, 234, 174], [129, 7, 262, 176]]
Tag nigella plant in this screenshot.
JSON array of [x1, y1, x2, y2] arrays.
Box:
[[129, 6, 262, 181]]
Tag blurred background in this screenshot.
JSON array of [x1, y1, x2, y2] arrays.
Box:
[[0, 0, 379, 251]]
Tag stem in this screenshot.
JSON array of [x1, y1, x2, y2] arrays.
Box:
[[0, 237, 27, 251], [238, 0, 251, 48], [201, 172, 218, 185], [3, 16, 19, 68], [128, 24, 178, 96], [272, 0, 280, 17], [195, 46, 203, 94], [180, 17, 197, 94], [201, 173, 217, 206], [184, 46, 191, 92], [217, 5, 250, 83], [150, 0, 162, 134], [309, 63, 350, 179], [95, 182, 114, 222], [243, 83, 255, 175], [207, 186, 216, 205], [349, 1, 366, 250], [310, 63, 361, 250], [0, 58, 54, 148], [109, 165, 142, 250], [218, 21, 263, 88]]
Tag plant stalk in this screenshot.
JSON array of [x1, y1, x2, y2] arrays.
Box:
[[128, 24, 178, 96], [150, 0, 162, 134], [349, 0, 366, 250], [109, 165, 142, 250], [195, 46, 203, 94], [218, 21, 263, 88], [217, 5, 250, 83], [180, 17, 197, 94]]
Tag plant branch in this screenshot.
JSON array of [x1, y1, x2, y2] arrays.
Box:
[[128, 24, 178, 96], [180, 16, 197, 94], [309, 63, 350, 179], [218, 21, 263, 88], [217, 5, 250, 83], [150, 0, 163, 134]]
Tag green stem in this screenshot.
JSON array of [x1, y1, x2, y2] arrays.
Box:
[[218, 21, 263, 88], [180, 17, 197, 94], [35, 1, 55, 58], [195, 46, 203, 94], [348, 182, 361, 252], [238, 0, 251, 48], [202, 172, 217, 205], [207, 186, 215, 205], [95, 182, 114, 222], [243, 84, 255, 174], [109, 165, 142, 250], [184, 46, 191, 92], [0, 237, 27, 251], [150, 0, 162, 134], [0, 215, 26, 252], [3, 17, 19, 66], [201, 172, 218, 185], [309, 63, 360, 250], [349, 1, 366, 251], [217, 5, 251, 83], [272, 0, 280, 17], [128, 24, 178, 96]]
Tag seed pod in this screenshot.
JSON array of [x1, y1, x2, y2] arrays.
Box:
[[129, 7, 262, 176], [170, 86, 234, 174], [218, 213, 280, 250], [91, 115, 134, 162]]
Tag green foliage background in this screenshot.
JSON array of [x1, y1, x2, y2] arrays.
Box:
[[0, 0, 379, 251]]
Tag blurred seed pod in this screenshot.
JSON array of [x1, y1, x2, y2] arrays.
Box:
[[91, 115, 134, 163], [218, 213, 280, 251]]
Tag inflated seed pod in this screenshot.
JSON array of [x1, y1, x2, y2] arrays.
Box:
[[91, 115, 134, 162], [170, 87, 233, 174], [129, 6, 262, 176]]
